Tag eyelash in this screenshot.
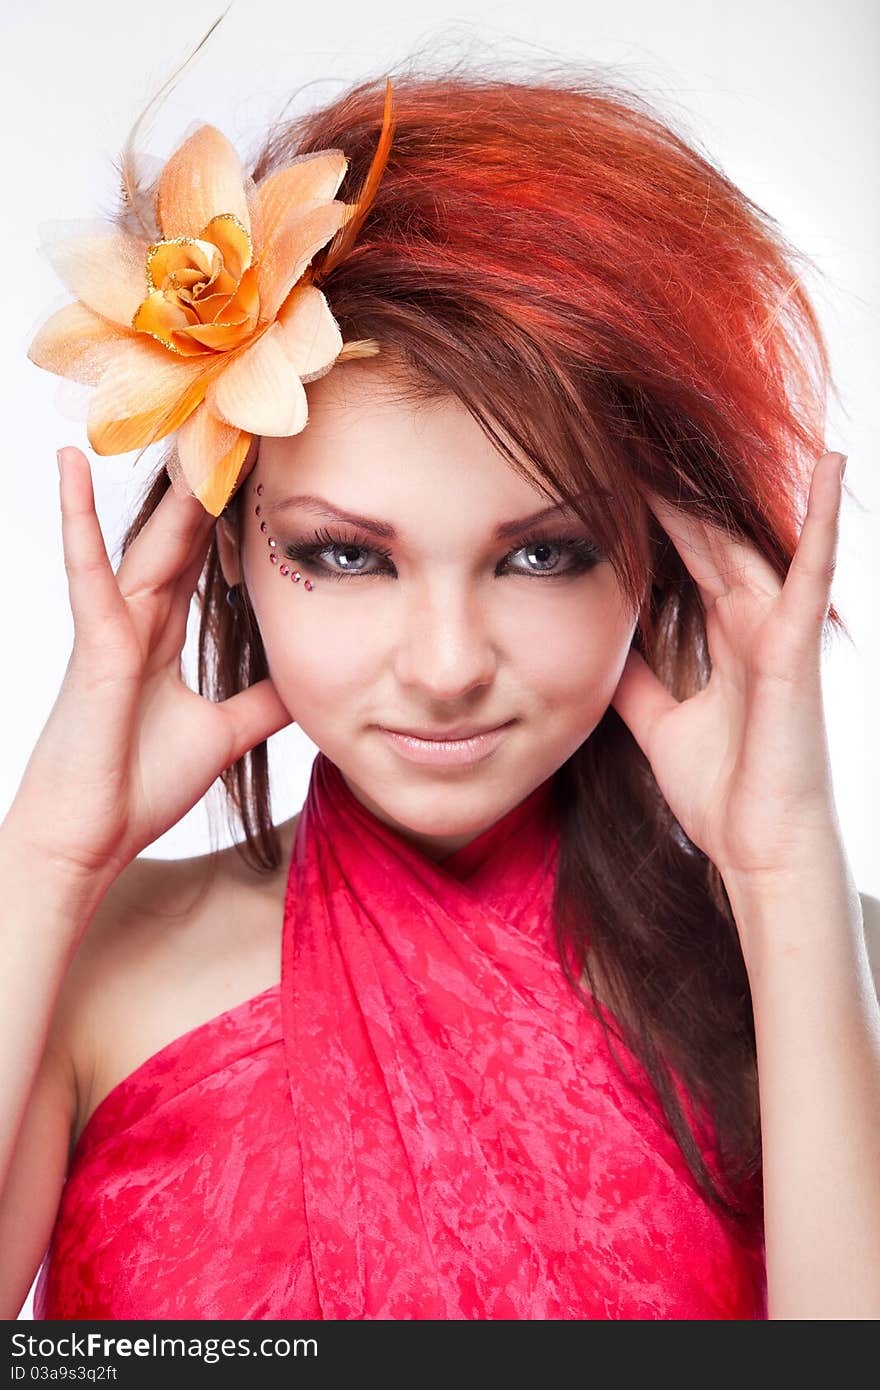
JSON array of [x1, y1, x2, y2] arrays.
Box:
[[282, 525, 604, 582]]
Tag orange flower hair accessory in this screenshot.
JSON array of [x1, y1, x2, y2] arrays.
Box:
[[27, 80, 395, 517]]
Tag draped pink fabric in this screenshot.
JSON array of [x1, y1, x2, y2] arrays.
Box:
[[34, 751, 766, 1319]]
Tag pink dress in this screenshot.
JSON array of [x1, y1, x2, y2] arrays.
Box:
[[34, 752, 766, 1319]]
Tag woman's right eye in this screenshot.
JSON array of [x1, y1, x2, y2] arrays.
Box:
[[283, 528, 392, 580], [314, 541, 381, 576]]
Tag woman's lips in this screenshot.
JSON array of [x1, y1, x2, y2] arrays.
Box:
[[377, 721, 515, 767]]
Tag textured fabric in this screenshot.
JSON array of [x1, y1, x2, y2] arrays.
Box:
[[34, 751, 766, 1319]]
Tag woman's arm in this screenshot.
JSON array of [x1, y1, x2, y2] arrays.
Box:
[[0, 811, 123, 1313], [723, 846, 880, 1320], [609, 450, 880, 1317], [0, 446, 291, 1300], [0, 813, 110, 1199]]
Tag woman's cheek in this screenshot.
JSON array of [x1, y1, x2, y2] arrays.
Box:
[[527, 604, 635, 728], [510, 589, 612, 677], [263, 603, 379, 709]]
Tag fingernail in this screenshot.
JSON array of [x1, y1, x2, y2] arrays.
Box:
[[56, 448, 64, 476], [838, 454, 848, 481]]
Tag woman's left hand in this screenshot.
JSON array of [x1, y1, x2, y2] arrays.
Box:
[[610, 450, 848, 882]]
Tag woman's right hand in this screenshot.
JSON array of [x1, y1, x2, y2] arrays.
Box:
[[5, 446, 292, 891]]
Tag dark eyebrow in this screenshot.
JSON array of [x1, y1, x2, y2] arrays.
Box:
[[265, 494, 579, 540]]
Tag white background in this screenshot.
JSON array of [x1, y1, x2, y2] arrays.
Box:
[[5, 0, 878, 1318]]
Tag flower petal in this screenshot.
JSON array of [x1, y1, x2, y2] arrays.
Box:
[[173, 266, 261, 351], [253, 149, 347, 258], [86, 336, 218, 455], [146, 237, 224, 294], [257, 200, 350, 323], [157, 124, 250, 242], [171, 403, 253, 516], [132, 290, 200, 352], [201, 213, 253, 281], [38, 224, 150, 327], [206, 325, 308, 436], [275, 284, 342, 381], [175, 319, 255, 352], [27, 300, 134, 386]]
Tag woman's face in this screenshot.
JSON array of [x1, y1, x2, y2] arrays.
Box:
[[217, 362, 640, 859]]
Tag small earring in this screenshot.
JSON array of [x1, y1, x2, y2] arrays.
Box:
[[226, 584, 241, 610]]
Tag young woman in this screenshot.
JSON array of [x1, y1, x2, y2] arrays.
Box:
[[2, 60, 878, 1321]]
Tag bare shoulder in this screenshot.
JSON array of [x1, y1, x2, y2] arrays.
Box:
[[57, 813, 301, 1151]]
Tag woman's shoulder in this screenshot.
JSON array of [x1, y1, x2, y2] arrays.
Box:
[[58, 813, 301, 1151]]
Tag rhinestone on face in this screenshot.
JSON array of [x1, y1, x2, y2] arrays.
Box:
[[279, 564, 289, 576], [256, 483, 264, 496], [259, 521, 268, 535], [303, 579, 314, 591], [268, 537, 276, 548], [255, 504, 261, 516], [292, 571, 301, 583], [269, 553, 278, 565]]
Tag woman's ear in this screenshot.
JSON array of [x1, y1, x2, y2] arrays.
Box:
[[215, 512, 242, 588], [214, 434, 260, 588]]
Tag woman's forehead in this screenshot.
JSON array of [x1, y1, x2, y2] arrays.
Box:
[[260, 361, 494, 467], [254, 360, 651, 554], [259, 368, 547, 506]]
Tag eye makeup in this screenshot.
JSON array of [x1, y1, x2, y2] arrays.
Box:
[[280, 524, 603, 584], [254, 483, 605, 591], [253, 483, 315, 591]]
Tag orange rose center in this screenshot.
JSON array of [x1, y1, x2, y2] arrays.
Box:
[[135, 221, 260, 356]]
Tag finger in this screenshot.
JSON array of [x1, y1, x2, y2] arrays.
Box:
[[646, 496, 730, 609], [610, 646, 679, 756], [162, 542, 213, 656], [216, 677, 294, 765], [57, 447, 129, 634], [777, 451, 845, 633], [648, 493, 783, 609], [690, 516, 782, 598], [115, 468, 216, 601]]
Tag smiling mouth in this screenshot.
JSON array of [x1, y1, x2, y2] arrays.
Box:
[[376, 722, 516, 767], [382, 721, 514, 741]]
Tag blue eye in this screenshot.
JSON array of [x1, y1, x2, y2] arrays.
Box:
[[282, 526, 603, 582], [507, 537, 602, 576], [283, 527, 388, 578]]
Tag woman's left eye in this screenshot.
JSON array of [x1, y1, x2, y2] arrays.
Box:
[[282, 528, 603, 580], [506, 537, 602, 576]]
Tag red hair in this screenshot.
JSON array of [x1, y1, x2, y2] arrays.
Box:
[[279, 65, 843, 653]]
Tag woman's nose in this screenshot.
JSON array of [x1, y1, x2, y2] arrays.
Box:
[[392, 583, 498, 698]]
